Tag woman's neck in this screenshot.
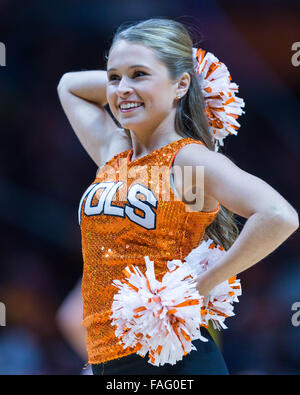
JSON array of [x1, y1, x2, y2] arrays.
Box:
[[129, 130, 184, 160]]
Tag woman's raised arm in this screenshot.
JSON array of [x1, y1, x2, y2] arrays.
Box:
[[57, 70, 132, 167]]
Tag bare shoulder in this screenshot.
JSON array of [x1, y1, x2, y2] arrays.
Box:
[[172, 142, 234, 182], [173, 141, 298, 220], [172, 143, 224, 212], [173, 142, 240, 181], [174, 142, 226, 166], [171, 142, 240, 212]]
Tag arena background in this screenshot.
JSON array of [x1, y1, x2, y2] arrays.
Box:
[[0, 0, 299, 374]]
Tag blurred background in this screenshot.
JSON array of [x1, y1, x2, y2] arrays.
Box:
[[0, 0, 299, 374]]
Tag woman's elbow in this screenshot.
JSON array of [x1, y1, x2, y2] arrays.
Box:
[[57, 73, 72, 91], [287, 212, 299, 231], [273, 204, 299, 231]]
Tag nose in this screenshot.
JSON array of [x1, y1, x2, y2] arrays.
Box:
[[116, 76, 133, 97]]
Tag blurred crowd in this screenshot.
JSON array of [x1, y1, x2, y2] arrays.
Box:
[[0, 0, 299, 374]]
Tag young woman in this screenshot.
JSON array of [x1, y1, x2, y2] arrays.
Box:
[[57, 18, 298, 375]]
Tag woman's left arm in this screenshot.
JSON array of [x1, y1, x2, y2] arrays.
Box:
[[173, 144, 299, 296]]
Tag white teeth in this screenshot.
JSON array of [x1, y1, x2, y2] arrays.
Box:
[[120, 102, 143, 109]]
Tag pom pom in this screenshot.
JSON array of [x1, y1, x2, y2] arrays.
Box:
[[110, 238, 242, 366], [193, 48, 245, 151], [169, 238, 242, 330], [110, 257, 208, 366]]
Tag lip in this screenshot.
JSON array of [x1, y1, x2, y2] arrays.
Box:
[[119, 102, 144, 113], [118, 101, 143, 106]]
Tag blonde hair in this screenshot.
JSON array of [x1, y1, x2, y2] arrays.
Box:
[[107, 18, 240, 250]]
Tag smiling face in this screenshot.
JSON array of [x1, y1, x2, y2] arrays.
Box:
[[106, 40, 180, 134]]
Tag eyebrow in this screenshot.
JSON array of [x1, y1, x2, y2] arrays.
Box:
[[107, 64, 151, 72]]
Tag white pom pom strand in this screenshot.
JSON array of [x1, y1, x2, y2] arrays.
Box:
[[192, 47, 245, 151], [181, 238, 242, 331], [110, 238, 242, 366], [110, 256, 208, 366]]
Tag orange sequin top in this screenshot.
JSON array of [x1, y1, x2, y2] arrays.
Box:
[[79, 137, 220, 364]]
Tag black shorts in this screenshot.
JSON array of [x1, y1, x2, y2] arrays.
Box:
[[91, 327, 229, 375]]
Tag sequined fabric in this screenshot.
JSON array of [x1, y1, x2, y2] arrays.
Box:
[[79, 137, 220, 364]]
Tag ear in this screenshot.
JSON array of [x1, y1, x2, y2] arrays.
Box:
[[176, 72, 191, 99]]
